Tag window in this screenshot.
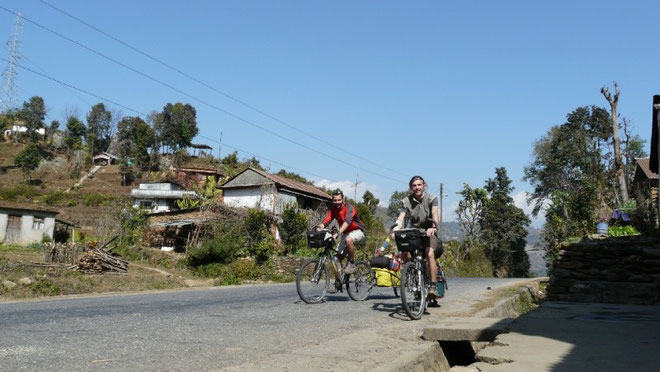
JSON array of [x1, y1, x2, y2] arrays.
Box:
[[139, 201, 154, 209], [32, 217, 44, 230]]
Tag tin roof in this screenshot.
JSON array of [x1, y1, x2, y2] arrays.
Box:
[[221, 167, 331, 201], [635, 158, 659, 180]]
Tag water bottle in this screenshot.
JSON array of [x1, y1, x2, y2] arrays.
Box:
[[378, 239, 389, 255]]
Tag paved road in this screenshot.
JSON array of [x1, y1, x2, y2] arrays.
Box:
[[0, 278, 528, 371]]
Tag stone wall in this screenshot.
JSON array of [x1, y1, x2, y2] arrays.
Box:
[[547, 236, 660, 305]]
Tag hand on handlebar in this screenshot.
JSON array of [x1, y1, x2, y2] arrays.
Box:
[[426, 227, 437, 237]]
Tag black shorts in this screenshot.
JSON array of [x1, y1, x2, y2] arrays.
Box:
[[421, 234, 443, 259]]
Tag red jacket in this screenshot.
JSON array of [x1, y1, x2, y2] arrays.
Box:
[[322, 203, 365, 232]]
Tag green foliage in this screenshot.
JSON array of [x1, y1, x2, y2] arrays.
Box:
[[279, 203, 308, 255], [117, 206, 148, 254], [175, 197, 200, 209], [64, 116, 86, 151], [117, 116, 155, 171], [0, 185, 41, 200], [41, 234, 52, 243], [481, 167, 530, 277], [82, 193, 115, 207], [387, 190, 408, 220], [31, 278, 60, 295], [187, 220, 244, 266], [26, 242, 43, 251], [607, 225, 640, 237], [441, 240, 494, 277], [154, 102, 198, 151], [19, 96, 46, 142], [14, 143, 42, 181], [456, 183, 487, 259], [86, 102, 112, 153]]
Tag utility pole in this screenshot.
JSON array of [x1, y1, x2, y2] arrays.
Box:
[[354, 173, 359, 202], [654, 96, 660, 222], [0, 12, 22, 113], [439, 183, 444, 225]]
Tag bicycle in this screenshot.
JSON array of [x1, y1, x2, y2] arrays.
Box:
[[296, 228, 372, 304], [395, 228, 448, 320]]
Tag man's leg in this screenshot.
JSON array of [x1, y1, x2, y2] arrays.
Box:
[[343, 230, 364, 274]]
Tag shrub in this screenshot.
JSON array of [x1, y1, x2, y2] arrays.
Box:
[[231, 259, 258, 280], [83, 193, 113, 207], [186, 220, 244, 267], [279, 204, 308, 255], [41, 234, 52, 243], [0, 185, 41, 200]]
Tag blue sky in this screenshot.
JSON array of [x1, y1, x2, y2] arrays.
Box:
[[2, 1, 659, 226]]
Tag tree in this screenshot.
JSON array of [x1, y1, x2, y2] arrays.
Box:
[[14, 143, 42, 182], [49, 120, 60, 132], [621, 117, 647, 191], [455, 183, 487, 259], [19, 96, 46, 142], [480, 167, 530, 277], [601, 82, 629, 205], [86, 102, 112, 154], [64, 116, 86, 151], [276, 169, 310, 184], [117, 116, 155, 171], [155, 102, 198, 152], [387, 190, 409, 220], [362, 190, 380, 214]]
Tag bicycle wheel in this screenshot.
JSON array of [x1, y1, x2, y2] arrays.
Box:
[[296, 258, 329, 304], [400, 261, 426, 320], [346, 261, 373, 301]]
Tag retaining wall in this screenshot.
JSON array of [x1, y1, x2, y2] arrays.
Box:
[[547, 236, 660, 305]]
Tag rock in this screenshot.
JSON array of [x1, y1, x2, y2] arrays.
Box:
[[17, 277, 33, 286], [3, 280, 17, 289]]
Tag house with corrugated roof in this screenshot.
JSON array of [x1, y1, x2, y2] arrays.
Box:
[[0, 202, 75, 245], [219, 167, 331, 217], [633, 158, 658, 207]]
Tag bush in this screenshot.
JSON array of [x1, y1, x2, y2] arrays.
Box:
[[83, 193, 113, 207], [187, 221, 244, 267], [279, 204, 308, 255], [231, 259, 258, 280], [0, 185, 41, 200]]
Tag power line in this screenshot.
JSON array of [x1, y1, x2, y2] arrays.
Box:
[[0, 56, 144, 115], [4, 56, 345, 186], [0, 5, 403, 184], [38, 0, 411, 180]]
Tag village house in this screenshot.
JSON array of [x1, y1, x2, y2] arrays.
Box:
[[219, 167, 331, 218], [131, 181, 197, 213], [0, 203, 69, 245], [3, 123, 46, 141], [633, 158, 659, 208], [92, 151, 118, 166]]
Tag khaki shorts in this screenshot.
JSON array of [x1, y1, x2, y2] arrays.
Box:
[[337, 229, 365, 255]]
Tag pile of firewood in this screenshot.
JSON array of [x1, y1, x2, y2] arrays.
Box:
[[77, 248, 128, 274]]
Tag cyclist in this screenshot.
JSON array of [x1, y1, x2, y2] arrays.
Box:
[[318, 190, 366, 285], [392, 175, 443, 298]]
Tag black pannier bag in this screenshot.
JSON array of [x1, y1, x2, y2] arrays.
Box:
[[369, 256, 392, 269], [394, 228, 422, 253], [307, 229, 332, 248]]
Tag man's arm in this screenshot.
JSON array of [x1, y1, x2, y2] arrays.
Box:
[[428, 204, 439, 237], [318, 210, 333, 229]]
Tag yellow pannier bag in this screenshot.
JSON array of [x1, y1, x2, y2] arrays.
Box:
[[374, 268, 400, 287]]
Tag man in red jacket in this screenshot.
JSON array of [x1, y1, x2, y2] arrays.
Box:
[[318, 190, 366, 276]]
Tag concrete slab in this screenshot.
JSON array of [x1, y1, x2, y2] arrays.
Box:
[[422, 317, 513, 341], [473, 302, 660, 372]]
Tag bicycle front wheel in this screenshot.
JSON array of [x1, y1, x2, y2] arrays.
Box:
[[346, 261, 373, 301], [400, 261, 426, 320], [296, 258, 329, 304]]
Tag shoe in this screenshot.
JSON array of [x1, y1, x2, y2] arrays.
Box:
[[428, 284, 439, 299], [344, 262, 357, 275]]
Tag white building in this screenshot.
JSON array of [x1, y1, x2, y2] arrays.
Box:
[[131, 182, 197, 213], [0, 204, 57, 245], [219, 168, 331, 216]]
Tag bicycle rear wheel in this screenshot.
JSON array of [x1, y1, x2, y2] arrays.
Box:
[[400, 261, 427, 320], [296, 258, 329, 304], [346, 261, 373, 301]]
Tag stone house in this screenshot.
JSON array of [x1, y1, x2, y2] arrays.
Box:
[[131, 182, 197, 213], [0, 204, 58, 245]]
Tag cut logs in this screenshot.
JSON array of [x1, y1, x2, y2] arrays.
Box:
[[77, 248, 128, 274]]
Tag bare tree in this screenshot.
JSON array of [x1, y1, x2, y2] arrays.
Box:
[[601, 82, 629, 204]]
